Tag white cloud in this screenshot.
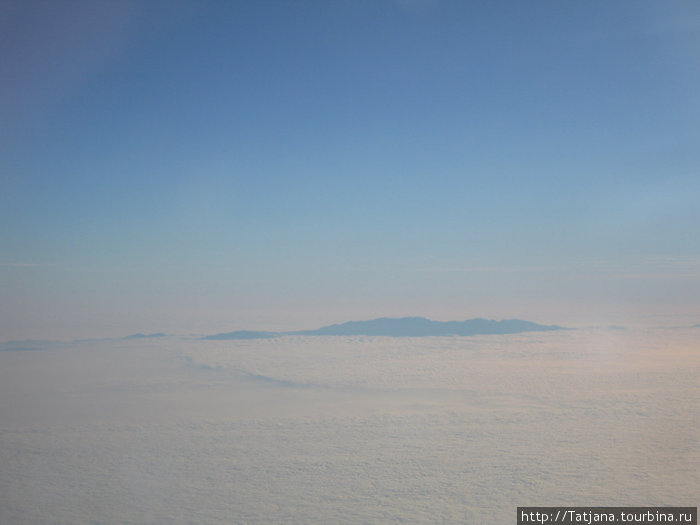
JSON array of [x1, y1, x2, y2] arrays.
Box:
[[1, 331, 697, 523]]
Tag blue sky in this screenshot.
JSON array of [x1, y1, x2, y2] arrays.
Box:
[[2, 1, 699, 339]]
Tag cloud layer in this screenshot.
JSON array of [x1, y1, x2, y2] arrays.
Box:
[[1, 328, 697, 523]]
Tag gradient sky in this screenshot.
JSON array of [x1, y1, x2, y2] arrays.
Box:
[[2, 1, 699, 339]]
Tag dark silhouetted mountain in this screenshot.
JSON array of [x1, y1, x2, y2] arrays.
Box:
[[203, 317, 565, 340], [123, 333, 167, 339], [203, 330, 281, 340], [303, 317, 563, 336], [0, 339, 64, 351]]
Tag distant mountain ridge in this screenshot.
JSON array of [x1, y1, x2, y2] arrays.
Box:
[[122, 333, 167, 340], [203, 317, 565, 340]]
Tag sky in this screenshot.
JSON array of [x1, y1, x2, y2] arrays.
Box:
[[1, 0, 699, 340]]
